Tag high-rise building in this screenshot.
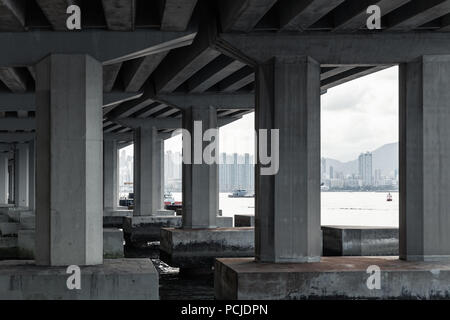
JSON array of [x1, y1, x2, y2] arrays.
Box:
[[329, 166, 334, 179], [358, 152, 373, 186]]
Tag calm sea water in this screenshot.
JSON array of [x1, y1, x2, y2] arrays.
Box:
[[172, 191, 399, 227]]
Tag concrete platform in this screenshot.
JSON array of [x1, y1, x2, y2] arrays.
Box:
[[234, 214, 255, 227], [0, 259, 158, 299], [322, 226, 398, 256], [17, 229, 125, 259], [103, 209, 133, 228], [160, 227, 254, 270], [124, 215, 234, 243], [214, 256, 450, 299]]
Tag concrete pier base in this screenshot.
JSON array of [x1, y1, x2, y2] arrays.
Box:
[[124, 215, 233, 243], [160, 227, 254, 270], [103, 209, 133, 228], [322, 226, 399, 256], [0, 259, 158, 300], [215, 256, 450, 300], [234, 214, 254, 227]]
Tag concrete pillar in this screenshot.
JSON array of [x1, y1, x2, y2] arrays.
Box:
[[255, 56, 321, 263], [8, 159, 13, 204], [35, 54, 103, 266], [399, 55, 450, 262], [0, 154, 8, 204], [103, 140, 118, 213], [182, 106, 218, 229], [14, 144, 29, 208], [133, 126, 164, 216], [28, 140, 35, 211]]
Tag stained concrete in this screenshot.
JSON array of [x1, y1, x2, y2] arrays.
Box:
[[0, 259, 158, 300], [322, 226, 398, 256], [103, 209, 133, 228], [234, 214, 254, 227], [160, 227, 254, 269], [215, 256, 450, 300]]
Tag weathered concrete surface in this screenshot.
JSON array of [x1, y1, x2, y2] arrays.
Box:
[[124, 215, 233, 243], [160, 227, 254, 269], [0, 259, 158, 300], [103, 209, 133, 228], [0, 207, 29, 221], [19, 211, 35, 230], [322, 226, 398, 256], [0, 154, 8, 204], [234, 214, 254, 227], [215, 256, 450, 300], [155, 209, 176, 216], [18, 229, 124, 259], [0, 222, 18, 236], [0, 236, 18, 259]]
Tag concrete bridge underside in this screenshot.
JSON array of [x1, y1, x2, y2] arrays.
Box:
[[0, 0, 449, 299]]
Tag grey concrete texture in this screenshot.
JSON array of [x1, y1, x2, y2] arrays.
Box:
[[215, 256, 450, 300], [322, 226, 399, 256], [0, 259, 158, 300], [234, 214, 254, 227], [160, 227, 254, 268]]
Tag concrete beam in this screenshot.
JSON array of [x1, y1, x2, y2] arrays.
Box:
[[101, 0, 135, 31], [156, 93, 254, 109], [36, 0, 78, 30], [219, 66, 254, 92], [111, 116, 241, 130], [331, 0, 410, 31], [187, 55, 246, 93], [152, 18, 220, 93], [386, 0, 450, 31], [279, 0, 345, 31], [0, 92, 142, 111], [0, 118, 34, 130], [218, 0, 277, 32], [0, 67, 27, 92], [160, 0, 198, 31], [103, 63, 122, 92], [0, 0, 26, 31], [320, 66, 354, 80], [321, 66, 392, 90], [0, 132, 34, 143], [104, 132, 133, 141], [122, 52, 168, 92], [216, 32, 450, 65], [0, 29, 196, 66]]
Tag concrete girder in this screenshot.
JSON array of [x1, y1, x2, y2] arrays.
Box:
[[35, 0, 78, 31], [218, 66, 254, 92], [187, 55, 246, 93], [0, 67, 28, 92], [103, 62, 123, 92], [218, 0, 277, 32], [279, 0, 345, 31], [215, 32, 450, 65], [0, 132, 34, 143], [122, 52, 168, 92], [101, 0, 135, 31], [386, 0, 450, 31], [0, 29, 196, 67], [104, 132, 133, 141], [134, 103, 170, 119], [0, 0, 26, 31], [160, 0, 198, 31], [111, 116, 242, 130], [320, 66, 354, 80], [321, 66, 392, 90], [0, 91, 143, 111], [0, 117, 34, 130], [155, 93, 254, 109]]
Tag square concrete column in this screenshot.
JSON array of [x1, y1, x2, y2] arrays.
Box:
[[28, 140, 35, 211], [133, 126, 164, 216], [0, 154, 8, 204], [8, 159, 13, 204], [255, 56, 321, 263], [103, 140, 118, 213], [182, 106, 218, 229], [35, 54, 103, 266], [14, 143, 29, 208], [400, 55, 450, 262]]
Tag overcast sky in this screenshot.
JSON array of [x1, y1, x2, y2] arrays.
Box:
[[132, 66, 399, 163]]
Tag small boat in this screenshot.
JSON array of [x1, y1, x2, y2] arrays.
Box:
[[386, 193, 393, 202], [228, 189, 254, 198]]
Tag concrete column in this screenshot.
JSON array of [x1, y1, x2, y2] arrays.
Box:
[[103, 140, 118, 213], [28, 140, 35, 211], [400, 55, 450, 262], [0, 154, 8, 204], [8, 159, 13, 204], [35, 54, 103, 266], [255, 56, 321, 263], [14, 144, 29, 208], [182, 106, 218, 229], [133, 126, 164, 216]]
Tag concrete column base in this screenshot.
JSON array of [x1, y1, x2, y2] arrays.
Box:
[[322, 226, 399, 256], [234, 214, 255, 227], [0, 259, 158, 299], [124, 215, 233, 243], [215, 257, 450, 300], [160, 227, 254, 270], [103, 209, 133, 228]]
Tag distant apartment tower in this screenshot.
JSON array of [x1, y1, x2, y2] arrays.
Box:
[[358, 152, 373, 186], [321, 157, 327, 180], [329, 166, 334, 179]]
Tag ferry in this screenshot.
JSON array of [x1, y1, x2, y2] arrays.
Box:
[[228, 189, 254, 198], [386, 193, 393, 202]]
